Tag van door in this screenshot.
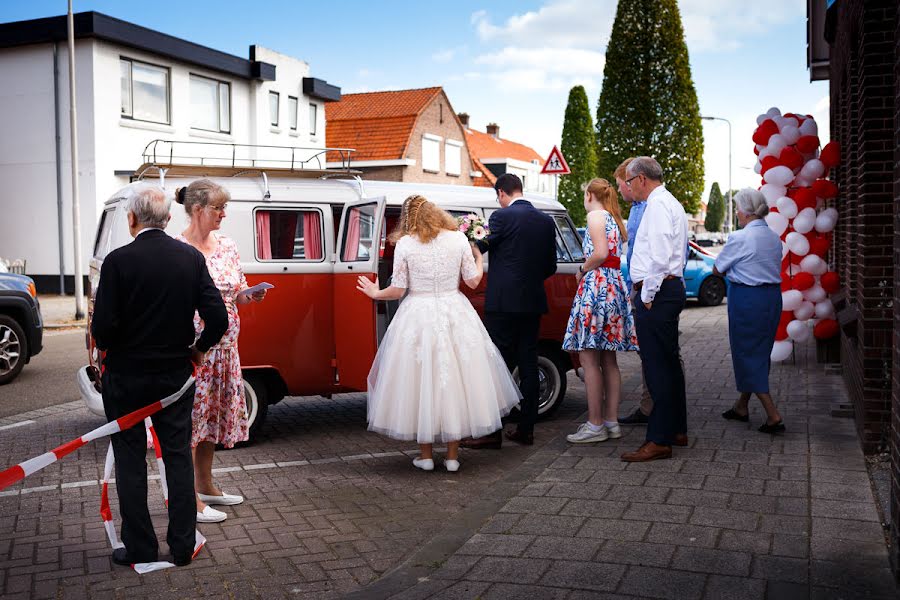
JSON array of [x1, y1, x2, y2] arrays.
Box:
[[333, 197, 386, 391]]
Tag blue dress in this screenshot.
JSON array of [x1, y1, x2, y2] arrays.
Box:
[[562, 211, 639, 352]]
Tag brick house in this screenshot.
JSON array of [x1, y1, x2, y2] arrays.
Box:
[[807, 0, 900, 578], [458, 113, 551, 193], [325, 87, 474, 185]]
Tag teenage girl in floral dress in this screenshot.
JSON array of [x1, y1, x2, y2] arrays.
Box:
[[563, 178, 639, 444]]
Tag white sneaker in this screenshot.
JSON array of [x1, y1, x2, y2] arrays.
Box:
[[412, 458, 434, 471], [606, 423, 622, 439], [445, 459, 460, 473], [196, 505, 227, 523], [198, 492, 244, 506], [566, 422, 609, 444]]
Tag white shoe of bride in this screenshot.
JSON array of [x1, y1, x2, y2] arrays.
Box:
[[412, 458, 434, 471], [444, 459, 460, 473]]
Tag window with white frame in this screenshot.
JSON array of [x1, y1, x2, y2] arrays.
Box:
[[190, 74, 230, 133], [309, 103, 318, 136], [288, 96, 298, 131], [445, 139, 463, 176], [269, 91, 280, 126], [120, 58, 169, 124], [422, 134, 441, 172]]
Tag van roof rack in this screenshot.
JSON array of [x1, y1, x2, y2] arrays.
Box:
[[135, 139, 360, 180]]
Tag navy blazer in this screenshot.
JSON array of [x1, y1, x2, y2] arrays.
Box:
[[477, 199, 558, 314]]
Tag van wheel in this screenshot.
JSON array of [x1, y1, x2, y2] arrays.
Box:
[[698, 276, 726, 306], [513, 354, 567, 420], [242, 373, 269, 442], [0, 315, 27, 385]]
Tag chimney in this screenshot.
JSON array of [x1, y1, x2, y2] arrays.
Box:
[[458, 112, 470, 129], [486, 122, 500, 139]]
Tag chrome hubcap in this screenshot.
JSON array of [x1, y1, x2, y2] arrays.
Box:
[[0, 325, 21, 375]]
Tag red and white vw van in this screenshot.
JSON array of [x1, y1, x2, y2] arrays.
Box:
[[78, 149, 586, 440]]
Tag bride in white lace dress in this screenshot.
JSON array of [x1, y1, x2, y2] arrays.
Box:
[[357, 195, 521, 472]]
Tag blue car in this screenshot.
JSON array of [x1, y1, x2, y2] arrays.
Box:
[[575, 228, 726, 306]]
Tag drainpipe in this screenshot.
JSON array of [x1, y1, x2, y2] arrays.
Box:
[[67, 2, 85, 319], [53, 42, 66, 295]]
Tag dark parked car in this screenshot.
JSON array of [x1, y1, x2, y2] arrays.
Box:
[[0, 273, 43, 384]]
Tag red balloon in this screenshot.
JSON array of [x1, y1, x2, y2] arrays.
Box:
[[753, 145, 760, 156], [820, 271, 840, 294], [820, 141, 840, 168], [793, 187, 817, 211], [796, 135, 820, 154], [813, 319, 839, 340], [779, 146, 804, 171], [790, 272, 815, 291], [812, 179, 838, 199], [780, 279, 792, 292], [809, 233, 831, 257], [776, 311, 794, 341], [753, 119, 779, 145], [760, 155, 781, 174]]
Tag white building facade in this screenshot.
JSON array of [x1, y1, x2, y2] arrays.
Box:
[[0, 12, 340, 292]]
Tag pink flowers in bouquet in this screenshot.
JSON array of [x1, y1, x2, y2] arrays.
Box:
[[457, 213, 489, 242]]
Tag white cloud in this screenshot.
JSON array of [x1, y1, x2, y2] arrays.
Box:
[[432, 46, 467, 63], [679, 0, 806, 52], [471, 1, 615, 49]]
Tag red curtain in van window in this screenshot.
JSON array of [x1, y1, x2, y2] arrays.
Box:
[[343, 209, 360, 261], [303, 212, 322, 260], [256, 212, 272, 260]]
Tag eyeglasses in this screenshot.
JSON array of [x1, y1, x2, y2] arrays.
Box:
[[624, 175, 641, 187], [207, 203, 228, 212]]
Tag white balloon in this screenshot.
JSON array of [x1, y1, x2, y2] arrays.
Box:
[[764, 166, 795, 187], [765, 212, 789, 237], [767, 106, 782, 118], [781, 124, 801, 145], [781, 290, 804, 312], [774, 116, 789, 131], [800, 159, 826, 180], [799, 118, 818, 136], [794, 300, 815, 321], [793, 175, 813, 188], [821, 207, 838, 222], [792, 207, 817, 234], [766, 134, 787, 157], [800, 254, 827, 276], [785, 232, 810, 256], [787, 320, 811, 342], [775, 196, 798, 219], [781, 240, 789, 260], [756, 114, 768, 126], [814, 213, 836, 233], [814, 299, 835, 319], [756, 143, 765, 153], [771, 340, 793, 362], [754, 161, 762, 174], [760, 183, 787, 205], [803, 283, 827, 303]]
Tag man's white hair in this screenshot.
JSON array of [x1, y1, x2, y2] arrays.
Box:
[[734, 188, 769, 218], [626, 156, 664, 182], [128, 186, 171, 229]]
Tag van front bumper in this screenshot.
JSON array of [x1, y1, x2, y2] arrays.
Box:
[[77, 365, 106, 417]]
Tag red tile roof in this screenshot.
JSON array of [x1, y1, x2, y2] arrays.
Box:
[[326, 87, 443, 162], [465, 128, 543, 164], [471, 157, 496, 188]]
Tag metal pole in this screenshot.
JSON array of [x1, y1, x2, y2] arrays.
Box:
[[726, 118, 733, 233], [53, 43, 66, 296], [67, 2, 85, 319]]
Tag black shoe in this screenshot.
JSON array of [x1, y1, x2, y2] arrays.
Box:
[[173, 554, 192, 567], [505, 429, 534, 446], [722, 409, 749, 423], [758, 421, 785, 434], [619, 408, 649, 425], [460, 430, 502, 449], [111, 547, 156, 566]]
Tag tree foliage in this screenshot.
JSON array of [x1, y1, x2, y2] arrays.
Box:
[[558, 85, 597, 226], [704, 182, 724, 232], [595, 0, 704, 214]]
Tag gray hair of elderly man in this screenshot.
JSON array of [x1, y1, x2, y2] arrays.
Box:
[[625, 156, 664, 182], [734, 188, 769, 219], [128, 185, 171, 229]]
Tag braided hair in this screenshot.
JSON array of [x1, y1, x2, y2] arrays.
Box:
[[388, 194, 456, 243]]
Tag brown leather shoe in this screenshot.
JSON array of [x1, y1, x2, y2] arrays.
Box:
[[674, 434, 689, 447], [505, 429, 534, 446], [459, 431, 502, 450], [621, 441, 672, 462]]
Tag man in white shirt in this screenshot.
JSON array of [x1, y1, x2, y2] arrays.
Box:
[[620, 157, 689, 462]]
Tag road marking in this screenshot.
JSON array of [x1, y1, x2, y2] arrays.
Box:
[[0, 420, 35, 431]]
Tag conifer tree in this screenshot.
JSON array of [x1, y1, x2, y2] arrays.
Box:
[[595, 0, 704, 214], [704, 182, 724, 232], [558, 85, 598, 226]]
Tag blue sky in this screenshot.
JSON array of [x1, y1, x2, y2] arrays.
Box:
[[2, 0, 827, 202]]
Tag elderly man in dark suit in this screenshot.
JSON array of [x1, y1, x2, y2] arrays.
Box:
[[92, 185, 227, 567], [463, 173, 558, 448]]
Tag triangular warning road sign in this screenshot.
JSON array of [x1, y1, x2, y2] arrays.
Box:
[[541, 145, 570, 175]]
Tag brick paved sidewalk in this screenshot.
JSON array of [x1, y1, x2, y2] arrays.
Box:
[[368, 305, 899, 600]]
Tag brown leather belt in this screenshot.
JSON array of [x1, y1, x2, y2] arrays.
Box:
[[633, 275, 678, 292]]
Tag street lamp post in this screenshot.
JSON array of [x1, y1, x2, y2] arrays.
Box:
[[701, 115, 733, 233]]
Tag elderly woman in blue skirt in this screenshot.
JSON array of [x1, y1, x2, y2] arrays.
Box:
[[713, 188, 785, 434]]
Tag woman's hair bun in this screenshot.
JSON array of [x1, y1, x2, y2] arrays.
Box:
[[175, 187, 186, 205]]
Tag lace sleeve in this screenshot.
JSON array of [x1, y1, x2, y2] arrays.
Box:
[[459, 232, 479, 281], [390, 239, 409, 289]]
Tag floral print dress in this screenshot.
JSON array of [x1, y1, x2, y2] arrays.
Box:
[[562, 211, 639, 353], [177, 234, 250, 448]]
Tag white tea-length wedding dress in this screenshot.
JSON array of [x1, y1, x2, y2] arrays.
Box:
[[367, 230, 521, 443]]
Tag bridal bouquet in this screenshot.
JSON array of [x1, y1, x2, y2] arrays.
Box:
[[457, 213, 489, 243]]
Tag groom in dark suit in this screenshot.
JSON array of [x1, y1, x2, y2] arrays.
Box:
[[464, 173, 558, 447]]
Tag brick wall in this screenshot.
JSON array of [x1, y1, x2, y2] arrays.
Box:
[[829, 0, 896, 454], [401, 92, 474, 185], [892, 0, 900, 578]]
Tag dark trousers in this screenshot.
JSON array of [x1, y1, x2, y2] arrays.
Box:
[[633, 279, 687, 446], [102, 365, 196, 561], [486, 312, 541, 435]]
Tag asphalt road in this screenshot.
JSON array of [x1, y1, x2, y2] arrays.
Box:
[[0, 328, 86, 418]]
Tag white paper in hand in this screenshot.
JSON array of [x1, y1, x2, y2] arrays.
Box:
[[238, 282, 274, 299]]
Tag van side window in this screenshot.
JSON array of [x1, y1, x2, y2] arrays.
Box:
[[554, 215, 585, 262], [255, 209, 324, 261], [94, 207, 116, 260], [341, 203, 377, 262]]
